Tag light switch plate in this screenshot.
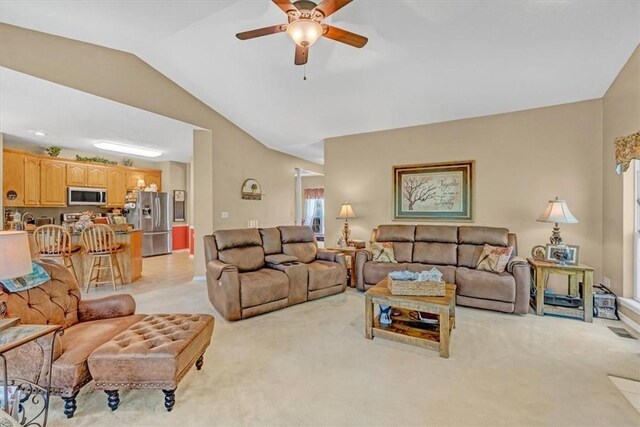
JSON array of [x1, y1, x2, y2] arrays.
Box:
[[221, 211, 229, 219], [603, 277, 611, 288]]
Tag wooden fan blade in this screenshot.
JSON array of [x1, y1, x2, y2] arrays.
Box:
[[314, 0, 352, 18], [295, 45, 309, 65], [272, 0, 298, 14], [322, 25, 368, 48], [236, 24, 286, 40]]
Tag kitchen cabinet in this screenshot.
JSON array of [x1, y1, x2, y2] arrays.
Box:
[[40, 160, 66, 206], [106, 167, 126, 207], [66, 164, 87, 187], [126, 170, 145, 190], [87, 165, 107, 188], [3, 151, 24, 207], [144, 171, 162, 191], [24, 156, 40, 206]]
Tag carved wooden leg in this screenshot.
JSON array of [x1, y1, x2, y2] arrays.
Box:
[[163, 389, 176, 411], [196, 354, 204, 370], [62, 392, 78, 419], [105, 390, 120, 411]]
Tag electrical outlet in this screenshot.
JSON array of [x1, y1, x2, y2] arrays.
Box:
[[220, 211, 229, 219], [603, 277, 611, 288]]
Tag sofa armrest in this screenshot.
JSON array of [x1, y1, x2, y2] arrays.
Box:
[[510, 262, 531, 315], [78, 294, 136, 323], [206, 260, 241, 321], [316, 249, 340, 262], [354, 250, 372, 291]]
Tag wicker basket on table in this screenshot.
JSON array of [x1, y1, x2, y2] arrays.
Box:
[[388, 277, 446, 297]]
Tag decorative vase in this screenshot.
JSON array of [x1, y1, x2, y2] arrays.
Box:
[[379, 305, 392, 325]]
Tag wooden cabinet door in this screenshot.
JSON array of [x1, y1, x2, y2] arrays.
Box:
[[66, 163, 87, 186], [87, 165, 107, 188], [3, 151, 24, 206], [107, 167, 126, 207], [144, 171, 162, 191], [40, 160, 66, 206], [125, 169, 145, 190], [23, 156, 40, 206]]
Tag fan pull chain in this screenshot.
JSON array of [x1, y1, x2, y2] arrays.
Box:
[[303, 65, 307, 81]]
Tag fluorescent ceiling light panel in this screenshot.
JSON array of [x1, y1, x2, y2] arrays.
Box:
[[93, 141, 162, 158], [30, 131, 47, 136]]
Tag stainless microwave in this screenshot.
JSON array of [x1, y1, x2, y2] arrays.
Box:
[[68, 187, 107, 206]]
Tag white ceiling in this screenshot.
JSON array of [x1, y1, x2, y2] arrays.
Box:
[[0, 68, 198, 162], [1, 1, 639, 164]]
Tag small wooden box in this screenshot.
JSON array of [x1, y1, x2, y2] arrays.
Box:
[[388, 277, 446, 297]]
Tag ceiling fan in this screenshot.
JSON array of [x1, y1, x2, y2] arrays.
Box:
[[236, 0, 368, 65]]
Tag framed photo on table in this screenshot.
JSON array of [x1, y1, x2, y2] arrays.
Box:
[[545, 244, 580, 265], [393, 160, 474, 221]]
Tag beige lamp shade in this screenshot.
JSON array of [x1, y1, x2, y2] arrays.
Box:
[[0, 231, 33, 280], [137, 179, 146, 189], [337, 203, 356, 219], [536, 197, 578, 224]]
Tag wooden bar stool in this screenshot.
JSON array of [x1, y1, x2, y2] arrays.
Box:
[[33, 225, 81, 285], [81, 224, 124, 292]]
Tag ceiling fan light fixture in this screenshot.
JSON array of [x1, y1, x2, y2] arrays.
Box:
[[286, 19, 323, 47]]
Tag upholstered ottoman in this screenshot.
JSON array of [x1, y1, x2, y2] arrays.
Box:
[[87, 314, 214, 411]]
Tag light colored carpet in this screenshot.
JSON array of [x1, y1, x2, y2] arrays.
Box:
[[46, 282, 640, 427]]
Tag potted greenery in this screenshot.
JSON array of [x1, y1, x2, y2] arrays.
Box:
[[46, 146, 62, 157]]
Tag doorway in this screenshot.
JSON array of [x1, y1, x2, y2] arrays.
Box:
[[296, 170, 325, 244]]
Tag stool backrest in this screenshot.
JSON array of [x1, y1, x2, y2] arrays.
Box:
[[34, 225, 72, 256], [82, 224, 117, 253]]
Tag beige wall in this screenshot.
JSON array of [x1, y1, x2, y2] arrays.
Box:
[[157, 160, 189, 224], [302, 175, 324, 190], [603, 45, 640, 323], [325, 100, 604, 280], [0, 23, 322, 277], [0, 132, 3, 222]]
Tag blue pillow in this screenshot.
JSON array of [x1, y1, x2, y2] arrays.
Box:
[[0, 263, 51, 292]]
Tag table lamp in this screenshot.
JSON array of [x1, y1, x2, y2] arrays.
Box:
[[137, 179, 146, 190], [0, 231, 33, 316], [337, 202, 356, 245], [536, 196, 578, 245]]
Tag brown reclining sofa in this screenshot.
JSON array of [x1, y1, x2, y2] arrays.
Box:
[[355, 225, 530, 315], [204, 226, 347, 320]]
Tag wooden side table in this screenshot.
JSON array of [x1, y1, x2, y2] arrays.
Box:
[[527, 258, 594, 322], [326, 246, 364, 288]]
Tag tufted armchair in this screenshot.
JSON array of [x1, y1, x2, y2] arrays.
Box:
[[1, 259, 146, 418]]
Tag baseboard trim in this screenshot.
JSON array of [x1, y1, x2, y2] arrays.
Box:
[[619, 311, 640, 334], [193, 275, 206, 282]]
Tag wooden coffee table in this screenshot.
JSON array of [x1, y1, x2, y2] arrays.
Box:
[[364, 278, 456, 358]]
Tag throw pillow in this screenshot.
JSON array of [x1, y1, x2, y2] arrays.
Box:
[[476, 244, 513, 273], [371, 242, 397, 263]]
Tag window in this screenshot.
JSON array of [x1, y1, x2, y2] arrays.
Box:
[[635, 162, 640, 302], [303, 188, 324, 241]]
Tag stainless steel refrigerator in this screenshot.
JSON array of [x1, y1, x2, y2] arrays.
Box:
[[125, 191, 172, 257]]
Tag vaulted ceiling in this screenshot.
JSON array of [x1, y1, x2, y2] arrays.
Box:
[[1, 1, 639, 163]]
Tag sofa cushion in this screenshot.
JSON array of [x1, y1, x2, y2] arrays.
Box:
[[260, 228, 282, 255], [282, 242, 317, 264], [214, 228, 262, 250], [219, 246, 265, 272], [308, 260, 344, 291], [370, 242, 397, 263], [376, 225, 415, 242], [458, 226, 509, 247], [455, 267, 516, 303], [363, 262, 409, 285], [391, 242, 413, 263], [239, 269, 289, 308], [264, 254, 298, 265], [413, 242, 457, 265], [406, 264, 456, 284], [279, 226, 315, 243], [476, 244, 513, 273], [415, 225, 458, 243], [52, 314, 146, 393], [457, 244, 484, 268]]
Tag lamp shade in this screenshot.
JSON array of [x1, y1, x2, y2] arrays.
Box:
[[0, 231, 33, 280], [337, 203, 356, 219], [286, 19, 323, 47], [137, 179, 146, 188], [536, 197, 578, 224]]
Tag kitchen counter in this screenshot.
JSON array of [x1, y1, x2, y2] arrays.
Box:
[[28, 229, 143, 286]]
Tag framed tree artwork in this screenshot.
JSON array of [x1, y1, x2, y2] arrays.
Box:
[[393, 160, 474, 221]]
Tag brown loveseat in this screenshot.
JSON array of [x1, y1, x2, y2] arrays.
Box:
[[355, 225, 530, 314], [204, 226, 347, 320], [1, 259, 146, 418]]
